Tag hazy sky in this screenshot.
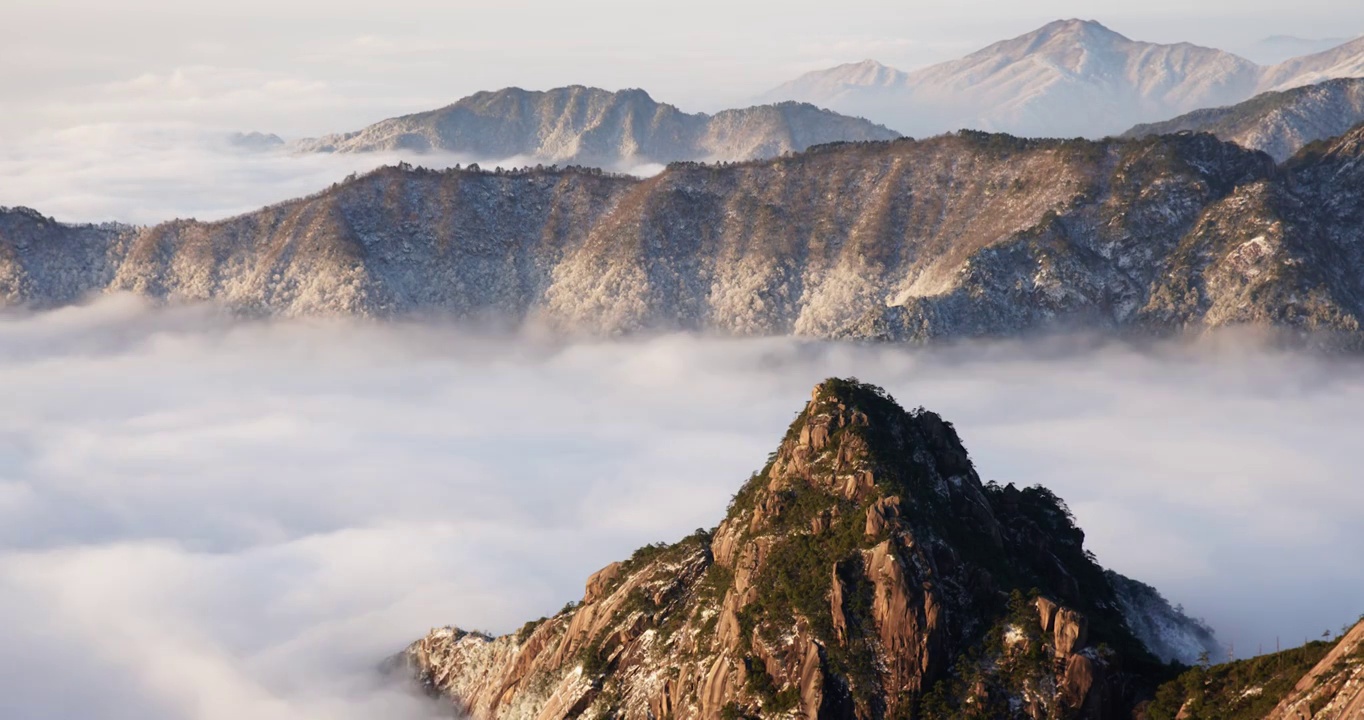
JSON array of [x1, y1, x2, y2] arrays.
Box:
[[2, 298, 1363, 718], [3, 0, 1362, 223], [4, 0, 1363, 138]]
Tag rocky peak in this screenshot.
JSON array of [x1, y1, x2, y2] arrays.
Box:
[[837, 60, 907, 87], [397, 379, 1213, 720], [717, 378, 992, 562]]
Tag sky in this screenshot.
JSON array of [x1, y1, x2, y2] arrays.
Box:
[[6, 0, 1364, 138], [3, 0, 1364, 222], [2, 299, 1363, 719]]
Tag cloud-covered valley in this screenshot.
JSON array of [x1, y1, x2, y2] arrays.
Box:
[[0, 123, 559, 225], [2, 297, 1362, 718]]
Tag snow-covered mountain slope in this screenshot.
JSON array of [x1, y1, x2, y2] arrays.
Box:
[[1124, 78, 1364, 161], [764, 59, 911, 101], [292, 86, 899, 167], [757, 60, 913, 133], [897, 19, 1260, 138], [1104, 571, 1220, 665], [7, 127, 1364, 347], [1261, 36, 1364, 92], [762, 19, 1364, 139], [1241, 35, 1353, 66]]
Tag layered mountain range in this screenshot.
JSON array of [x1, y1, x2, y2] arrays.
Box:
[[1124, 77, 1364, 161], [764, 19, 1364, 138], [279, 21, 1364, 165], [6, 124, 1364, 347], [292, 86, 899, 167], [393, 379, 1220, 720]]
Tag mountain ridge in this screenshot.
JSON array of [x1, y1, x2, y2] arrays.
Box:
[[291, 85, 900, 167], [763, 19, 1364, 138], [5, 126, 1364, 348], [1124, 78, 1364, 161]]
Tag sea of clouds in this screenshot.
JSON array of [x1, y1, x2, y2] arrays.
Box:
[[2, 296, 1362, 719], [0, 124, 648, 226]]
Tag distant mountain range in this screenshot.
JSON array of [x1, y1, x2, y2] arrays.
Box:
[[291, 86, 899, 167], [226, 131, 285, 152], [6, 122, 1364, 347], [270, 22, 1364, 166], [762, 19, 1364, 138], [1125, 77, 1364, 161]]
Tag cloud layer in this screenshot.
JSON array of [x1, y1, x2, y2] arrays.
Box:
[[0, 124, 549, 224], [2, 296, 1362, 718], [0, 121, 671, 225]]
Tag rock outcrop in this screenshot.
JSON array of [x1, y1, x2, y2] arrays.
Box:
[[6, 126, 1364, 347], [1141, 616, 1364, 720], [396, 379, 1216, 720], [1264, 619, 1364, 720]]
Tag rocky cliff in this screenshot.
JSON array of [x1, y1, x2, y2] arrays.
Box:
[[1124, 78, 1364, 161], [1264, 620, 1364, 720], [292, 86, 899, 166], [5, 127, 1364, 346], [395, 379, 1215, 720], [1141, 618, 1364, 720]]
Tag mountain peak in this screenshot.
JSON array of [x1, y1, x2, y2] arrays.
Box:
[[849, 58, 891, 70], [1017, 18, 1131, 48], [763, 18, 1275, 137], [397, 378, 1220, 720], [1040, 18, 1120, 36], [824, 58, 907, 85], [730, 377, 976, 533]]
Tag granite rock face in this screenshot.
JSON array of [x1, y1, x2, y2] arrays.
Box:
[[1263, 619, 1364, 720], [397, 379, 1217, 720]]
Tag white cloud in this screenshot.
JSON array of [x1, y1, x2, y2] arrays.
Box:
[[0, 116, 669, 224], [2, 298, 1363, 720], [0, 122, 601, 224], [93, 66, 334, 115]]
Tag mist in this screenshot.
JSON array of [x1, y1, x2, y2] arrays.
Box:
[[0, 125, 667, 225], [2, 296, 1362, 718]]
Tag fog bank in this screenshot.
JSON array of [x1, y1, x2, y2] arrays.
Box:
[[2, 296, 1361, 718], [0, 124, 664, 225]]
